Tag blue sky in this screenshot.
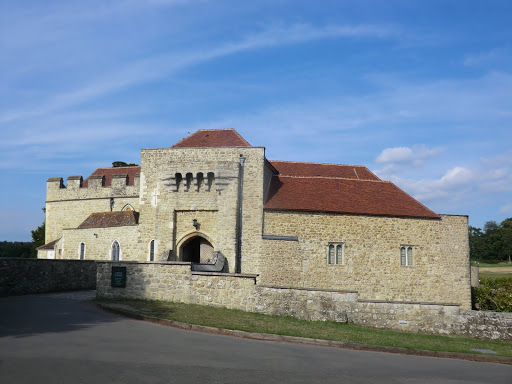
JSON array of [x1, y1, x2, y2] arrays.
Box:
[[1, 0, 511, 241]]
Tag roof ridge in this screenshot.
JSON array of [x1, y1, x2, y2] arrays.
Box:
[[93, 166, 140, 170], [274, 175, 391, 183], [270, 160, 368, 168]]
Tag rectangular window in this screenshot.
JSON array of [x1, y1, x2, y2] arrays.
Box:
[[328, 243, 344, 265], [400, 246, 413, 266]]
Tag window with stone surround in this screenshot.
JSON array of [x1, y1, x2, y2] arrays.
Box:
[[400, 246, 413, 266], [327, 243, 344, 265], [111, 240, 121, 261], [79, 242, 85, 260], [149, 239, 155, 261]]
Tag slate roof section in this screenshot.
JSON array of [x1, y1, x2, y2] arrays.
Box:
[[83, 166, 141, 187], [264, 176, 440, 219], [77, 211, 140, 229], [37, 238, 60, 250], [270, 160, 380, 181], [171, 129, 252, 148]]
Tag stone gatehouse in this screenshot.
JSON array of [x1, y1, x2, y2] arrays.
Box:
[[38, 129, 472, 309]]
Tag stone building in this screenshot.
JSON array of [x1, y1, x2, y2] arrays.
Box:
[[38, 129, 472, 309]]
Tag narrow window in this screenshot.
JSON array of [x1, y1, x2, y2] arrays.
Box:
[[328, 244, 335, 264], [336, 244, 343, 264], [80, 242, 85, 260], [400, 247, 406, 266], [400, 246, 413, 266], [111, 240, 120, 261], [149, 240, 155, 262]]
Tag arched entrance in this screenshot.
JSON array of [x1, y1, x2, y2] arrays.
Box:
[[180, 236, 214, 264]]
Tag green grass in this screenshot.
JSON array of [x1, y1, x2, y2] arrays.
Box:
[[480, 272, 512, 279], [97, 298, 512, 358], [475, 262, 512, 268]]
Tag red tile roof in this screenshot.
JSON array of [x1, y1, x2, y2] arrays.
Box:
[[77, 211, 140, 229], [83, 166, 141, 187], [171, 129, 251, 148], [264, 176, 439, 219], [270, 161, 380, 180]]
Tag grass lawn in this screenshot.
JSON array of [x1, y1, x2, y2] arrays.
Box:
[[475, 262, 512, 268], [477, 264, 512, 279], [97, 298, 512, 358]]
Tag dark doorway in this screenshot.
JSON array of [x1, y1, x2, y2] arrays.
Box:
[[181, 236, 214, 263]]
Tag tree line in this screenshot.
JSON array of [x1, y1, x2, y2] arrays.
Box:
[[469, 218, 512, 263]]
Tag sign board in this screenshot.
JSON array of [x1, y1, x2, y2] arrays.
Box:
[[111, 266, 127, 288]]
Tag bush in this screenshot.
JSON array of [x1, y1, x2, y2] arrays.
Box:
[[473, 277, 512, 312]]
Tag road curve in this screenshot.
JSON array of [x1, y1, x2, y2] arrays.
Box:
[[0, 291, 511, 384]]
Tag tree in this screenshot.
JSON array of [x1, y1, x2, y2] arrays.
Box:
[[500, 218, 512, 263], [112, 161, 138, 167], [30, 208, 46, 258]]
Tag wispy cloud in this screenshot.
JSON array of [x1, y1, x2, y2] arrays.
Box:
[[1, 22, 396, 124]]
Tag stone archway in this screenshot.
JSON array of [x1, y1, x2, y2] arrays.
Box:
[[180, 235, 214, 264]]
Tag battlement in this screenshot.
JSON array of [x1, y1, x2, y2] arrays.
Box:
[[46, 173, 140, 201]]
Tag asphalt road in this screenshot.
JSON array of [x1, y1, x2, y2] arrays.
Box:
[[0, 291, 510, 384]]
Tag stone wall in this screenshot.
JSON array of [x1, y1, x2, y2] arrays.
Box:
[[0, 258, 96, 295], [261, 211, 472, 309], [96, 262, 512, 340], [45, 175, 139, 243], [62, 225, 139, 261]]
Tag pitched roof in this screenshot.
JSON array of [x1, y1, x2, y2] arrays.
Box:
[[264, 175, 439, 219], [171, 129, 251, 148], [270, 160, 380, 180], [83, 166, 141, 187], [37, 238, 60, 250], [77, 211, 140, 229]]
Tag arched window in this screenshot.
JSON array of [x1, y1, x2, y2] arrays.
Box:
[[111, 240, 120, 261], [327, 243, 344, 265], [79, 242, 85, 260], [149, 240, 155, 262]]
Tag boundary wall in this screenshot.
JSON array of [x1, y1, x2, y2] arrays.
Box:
[[96, 261, 512, 340], [0, 258, 96, 295]]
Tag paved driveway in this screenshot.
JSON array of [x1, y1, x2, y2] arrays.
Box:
[[0, 291, 511, 383]]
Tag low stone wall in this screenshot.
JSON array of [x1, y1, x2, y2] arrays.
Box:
[[96, 261, 512, 340], [0, 258, 96, 295]]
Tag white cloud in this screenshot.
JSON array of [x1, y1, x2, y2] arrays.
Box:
[[500, 205, 512, 214], [376, 147, 413, 163], [375, 145, 445, 168]]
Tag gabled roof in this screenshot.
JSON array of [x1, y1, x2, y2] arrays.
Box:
[[171, 129, 251, 148], [270, 160, 380, 180], [77, 211, 140, 229], [264, 175, 439, 219], [37, 238, 60, 250], [83, 166, 141, 187]]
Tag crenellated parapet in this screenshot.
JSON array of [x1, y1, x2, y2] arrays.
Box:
[[46, 173, 140, 202]]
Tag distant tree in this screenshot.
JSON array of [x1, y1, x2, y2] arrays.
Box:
[[500, 218, 512, 263], [470, 218, 512, 263], [0, 241, 33, 258], [30, 208, 46, 258], [112, 161, 138, 167]]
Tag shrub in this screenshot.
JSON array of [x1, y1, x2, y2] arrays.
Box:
[[473, 277, 512, 312]]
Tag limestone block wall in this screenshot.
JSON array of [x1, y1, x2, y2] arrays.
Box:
[[62, 225, 139, 261], [260, 238, 302, 287], [45, 175, 139, 243], [261, 211, 471, 309], [137, 147, 266, 273], [95, 261, 511, 340], [0, 258, 96, 295]]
